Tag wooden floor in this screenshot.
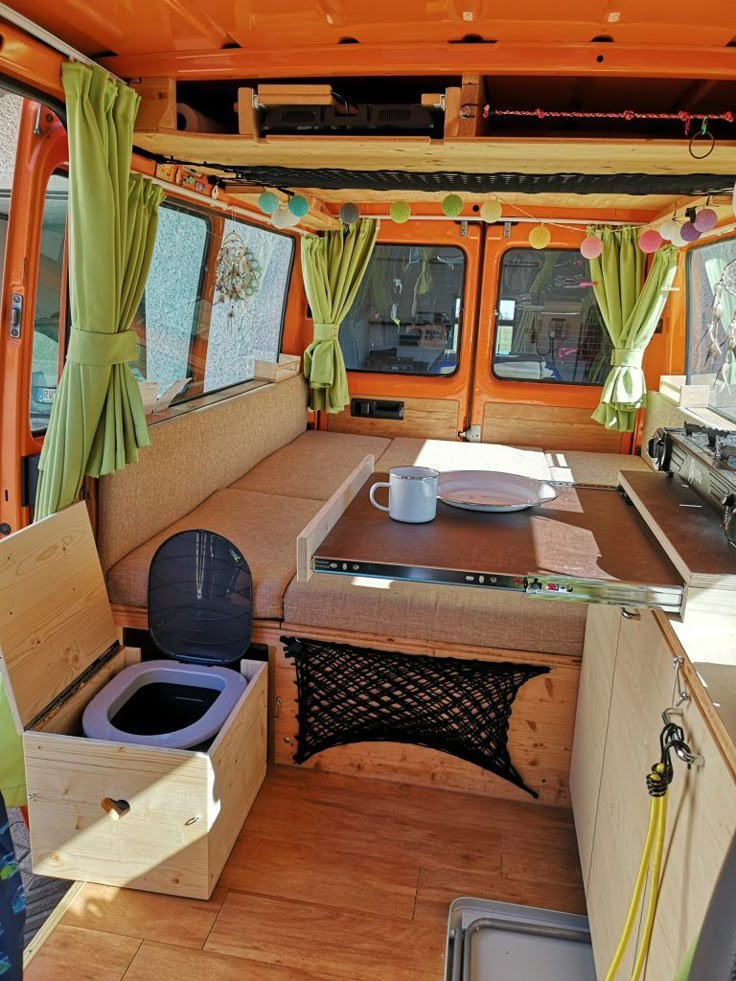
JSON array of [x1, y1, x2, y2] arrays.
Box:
[[25, 765, 586, 980]]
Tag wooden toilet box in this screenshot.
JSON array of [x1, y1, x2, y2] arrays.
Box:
[[0, 503, 267, 900]]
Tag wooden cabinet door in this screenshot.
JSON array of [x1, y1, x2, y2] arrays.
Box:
[[587, 609, 736, 980], [569, 603, 621, 890], [587, 610, 675, 979]]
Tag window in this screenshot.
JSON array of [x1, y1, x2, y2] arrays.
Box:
[[204, 218, 293, 392], [339, 244, 465, 375], [686, 237, 736, 425], [492, 249, 611, 385], [29, 172, 69, 432], [133, 203, 294, 405]]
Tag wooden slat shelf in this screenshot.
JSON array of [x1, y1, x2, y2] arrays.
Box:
[[134, 128, 736, 176]]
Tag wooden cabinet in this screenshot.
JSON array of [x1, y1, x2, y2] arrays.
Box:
[[572, 608, 736, 980], [569, 604, 621, 888]]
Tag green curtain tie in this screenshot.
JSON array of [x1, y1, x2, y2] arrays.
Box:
[[313, 323, 341, 341], [67, 327, 138, 366], [610, 348, 644, 369]]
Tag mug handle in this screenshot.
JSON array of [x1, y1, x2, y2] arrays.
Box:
[[369, 481, 390, 512]]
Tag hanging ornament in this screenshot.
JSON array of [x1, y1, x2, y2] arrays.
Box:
[[480, 199, 503, 223], [288, 195, 310, 218], [680, 221, 701, 242], [693, 207, 718, 232], [390, 201, 411, 224], [214, 230, 261, 329], [271, 206, 294, 229], [339, 202, 360, 225], [638, 229, 663, 254], [659, 218, 680, 242], [258, 191, 280, 214], [528, 224, 551, 249], [669, 224, 688, 247], [580, 235, 603, 259], [442, 193, 463, 218]]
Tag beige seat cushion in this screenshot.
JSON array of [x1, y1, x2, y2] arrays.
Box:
[[375, 437, 551, 480], [284, 574, 586, 657], [107, 489, 321, 619], [545, 450, 650, 486], [231, 430, 390, 501]]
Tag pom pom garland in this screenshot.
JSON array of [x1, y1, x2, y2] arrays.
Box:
[[480, 199, 503, 223], [288, 195, 309, 218], [528, 224, 551, 249], [339, 202, 360, 225], [390, 201, 412, 224], [638, 229, 663, 253], [258, 191, 280, 215], [442, 193, 463, 217], [580, 235, 603, 259]]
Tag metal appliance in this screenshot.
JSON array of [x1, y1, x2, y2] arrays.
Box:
[[648, 423, 736, 547]]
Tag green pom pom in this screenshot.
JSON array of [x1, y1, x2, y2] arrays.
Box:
[[442, 193, 463, 218], [288, 195, 309, 217], [390, 201, 411, 224], [258, 191, 280, 214]]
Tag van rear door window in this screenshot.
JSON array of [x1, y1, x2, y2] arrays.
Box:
[[29, 172, 68, 433], [339, 244, 464, 375], [492, 248, 611, 385]]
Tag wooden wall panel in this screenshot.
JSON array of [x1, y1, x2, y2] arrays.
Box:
[[482, 401, 622, 452], [272, 628, 580, 807], [330, 396, 459, 441]]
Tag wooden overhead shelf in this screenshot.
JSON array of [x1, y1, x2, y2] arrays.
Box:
[[134, 128, 736, 176]]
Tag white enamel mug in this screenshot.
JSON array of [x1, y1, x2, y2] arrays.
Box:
[[369, 466, 439, 523]]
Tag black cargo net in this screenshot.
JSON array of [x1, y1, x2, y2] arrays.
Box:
[[205, 167, 732, 197], [281, 637, 549, 798]]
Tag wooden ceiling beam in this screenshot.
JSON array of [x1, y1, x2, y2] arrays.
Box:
[[101, 41, 736, 84]]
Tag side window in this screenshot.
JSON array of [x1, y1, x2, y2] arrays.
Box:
[[686, 237, 736, 425], [203, 217, 293, 393], [492, 248, 610, 385], [29, 172, 69, 433], [134, 202, 208, 398], [339, 244, 465, 375]]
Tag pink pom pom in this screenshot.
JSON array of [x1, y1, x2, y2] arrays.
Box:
[[638, 229, 663, 253], [693, 208, 718, 232], [580, 235, 603, 259], [680, 221, 701, 242]]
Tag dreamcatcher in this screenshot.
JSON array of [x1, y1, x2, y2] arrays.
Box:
[[214, 230, 261, 328], [704, 257, 736, 383]]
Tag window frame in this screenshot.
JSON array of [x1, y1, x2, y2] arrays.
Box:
[[490, 245, 610, 388], [684, 232, 736, 385], [339, 241, 467, 379]]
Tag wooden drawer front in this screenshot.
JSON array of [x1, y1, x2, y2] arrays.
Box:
[[25, 735, 211, 898], [482, 402, 622, 453], [329, 397, 459, 441]]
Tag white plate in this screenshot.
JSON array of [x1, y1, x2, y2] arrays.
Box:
[[437, 470, 558, 512]]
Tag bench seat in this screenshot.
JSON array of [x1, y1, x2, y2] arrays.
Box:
[[375, 437, 551, 479], [544, 449, 651, 485], [231, 430, 390, 501], [106, 488, 321, 619], [283, 573, 587, 657]]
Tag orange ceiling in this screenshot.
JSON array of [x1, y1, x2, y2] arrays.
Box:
[[7, 0, 736, 60]]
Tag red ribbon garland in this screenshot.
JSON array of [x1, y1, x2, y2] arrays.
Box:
[[481, 106, 735, 135]]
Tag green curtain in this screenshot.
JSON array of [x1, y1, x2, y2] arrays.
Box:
[[0, 684, 25, 806], [589, 227, 677, 431], [302, 219, 378, 413], [34, 62, 164, 519]]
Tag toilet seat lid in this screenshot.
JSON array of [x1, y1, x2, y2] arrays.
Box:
[[148, 529, 253, 665]]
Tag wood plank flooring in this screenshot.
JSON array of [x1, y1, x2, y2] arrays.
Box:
[[25, 765, 586, 980]]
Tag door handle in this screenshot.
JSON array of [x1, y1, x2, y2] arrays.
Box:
[[350, 398, 404, 420], [621, 608, 641, 620]]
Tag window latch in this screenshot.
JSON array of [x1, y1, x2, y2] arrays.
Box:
[[9, 292, 23, 339]]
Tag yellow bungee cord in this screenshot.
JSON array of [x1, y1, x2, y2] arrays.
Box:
[[604, 717, 699, 981]]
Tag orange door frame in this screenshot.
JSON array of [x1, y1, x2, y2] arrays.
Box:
[[0, 100, 68, 536], [323, 219, 483, 437]]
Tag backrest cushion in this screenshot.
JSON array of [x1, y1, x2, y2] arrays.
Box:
[[97, 375, 307, 572]]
